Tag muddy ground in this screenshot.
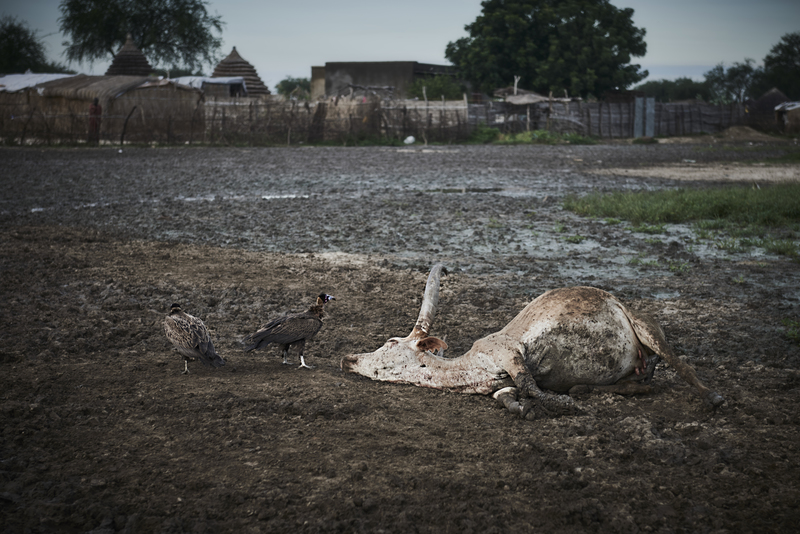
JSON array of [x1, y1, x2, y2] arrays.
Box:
[[2, 132, 800, 533]]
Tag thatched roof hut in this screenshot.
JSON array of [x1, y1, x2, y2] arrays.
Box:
[[105, 35, 153, 76], [212, 47, 270, 95], [1, 74, 203, 144]]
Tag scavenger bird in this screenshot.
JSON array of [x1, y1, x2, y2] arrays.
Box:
[[164, 303, 225, 374], [242, 293, 335, 369]]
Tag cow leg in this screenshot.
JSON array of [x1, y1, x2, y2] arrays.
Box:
[[513, 371, 577, 416], [493, 387, 535, 419]]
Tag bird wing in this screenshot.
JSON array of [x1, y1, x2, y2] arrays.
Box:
[[243, 313, 322, 349], [165, 315, 201, 356], [165, 314, 224, 367]]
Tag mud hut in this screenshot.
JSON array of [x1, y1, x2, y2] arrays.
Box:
[[775, 101, 800, 134], [212, 48, 270, 95], [105, 35, 154, 76], [2, 75, 203, 145], [749, 88, 789, 131]]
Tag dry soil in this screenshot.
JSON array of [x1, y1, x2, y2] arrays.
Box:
[[1, 133, 799, 533]]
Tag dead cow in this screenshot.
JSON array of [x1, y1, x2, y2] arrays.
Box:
[[342, 264, 723, 418]]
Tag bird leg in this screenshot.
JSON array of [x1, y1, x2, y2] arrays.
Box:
[[281, 348, 290, 365], [182, 358, 190, 375], [297, 340, 314, 369]]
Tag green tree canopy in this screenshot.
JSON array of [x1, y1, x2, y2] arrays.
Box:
[[0, 16, 73, 74], [634, 77, 711, 103], [275, 76, 311, 99], [58, 0, 224, 72], [445, 0, 648, 97], [407, 75, 465, 100], [757, 32, 800, 100], [704, 59, 758, 104]]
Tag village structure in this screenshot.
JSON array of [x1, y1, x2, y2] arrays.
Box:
[[0, 37, 796, 146]]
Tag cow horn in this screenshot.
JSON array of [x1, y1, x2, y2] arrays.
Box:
[[411, 264, 447, 338]]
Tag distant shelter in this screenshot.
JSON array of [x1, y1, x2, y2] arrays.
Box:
[[212, 48, 270, 96], [312, 61, 456, 100], [0, 74, 203, 145]]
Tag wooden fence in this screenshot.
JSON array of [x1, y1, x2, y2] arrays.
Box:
[[0, 94, 748, 146], [484, 100, 747, 138]]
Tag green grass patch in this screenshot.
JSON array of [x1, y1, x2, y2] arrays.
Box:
[[496, 130, 596, 145], [783, 318, 800, 344], [564, 184, 800, 259], [668, 261, 691, 273], [761, 238, 799, 258], [564, 184, 800, 226], [630, 223, 666, 234], [627, 254, 659, 267], [564, 234, 585, 244], [467, 125, 501, 144]]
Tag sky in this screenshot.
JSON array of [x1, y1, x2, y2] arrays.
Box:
[[3, 0, 799, 91]]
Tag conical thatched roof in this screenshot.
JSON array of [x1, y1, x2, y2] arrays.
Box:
[[212, 47, 270, 95], [105, 34, 153, 76]]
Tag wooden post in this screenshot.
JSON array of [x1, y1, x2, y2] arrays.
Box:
[[598, 102, 603, 138], [120, 106, 137, 146], [20, 107, 36, 145], [526, 105, 530, 132], [463, 92, 469, 136], [609, 103, 614, 139], [629, 100, 635, 138], [587, 103, 592, 136]]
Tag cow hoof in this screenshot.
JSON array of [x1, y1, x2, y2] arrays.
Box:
[[521, 400, 535, 420]]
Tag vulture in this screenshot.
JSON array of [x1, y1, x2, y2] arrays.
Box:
[[242, 293, 335, 369], [164, 303, 225, 374]]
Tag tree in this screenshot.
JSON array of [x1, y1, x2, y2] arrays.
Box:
[[704, 59, 758, 104], [445, 0, 648, 97], [58, 0, 224, 72], [275, 76, 311, 100], [634, 77, 711, 103], [407, 75, 465, 100], [757, 32, 800, 100], [0, 16, 73, 74]]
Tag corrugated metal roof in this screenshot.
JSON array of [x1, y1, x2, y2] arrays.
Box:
[[31, 75, 199, 101], [775, 101, 800, 112], [36, 74, 150, 100], [0, 73, 77, 93], [172, 76, 247, 93]]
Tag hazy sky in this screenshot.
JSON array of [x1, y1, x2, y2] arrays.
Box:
[[4, 0, 799, 90]]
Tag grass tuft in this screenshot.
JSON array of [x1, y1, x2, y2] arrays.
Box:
[[563, 184, 800, 226], [496, 130, 596, 145], [564, 184, 800, 259]]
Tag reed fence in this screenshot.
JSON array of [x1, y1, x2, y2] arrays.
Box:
[[0, 95, 750, 146]]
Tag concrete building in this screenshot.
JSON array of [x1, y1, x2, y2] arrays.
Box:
[[311, 61, 455, 100]]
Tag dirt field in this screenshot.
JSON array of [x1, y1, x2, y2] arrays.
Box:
[[2, 133, 800, 533]]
